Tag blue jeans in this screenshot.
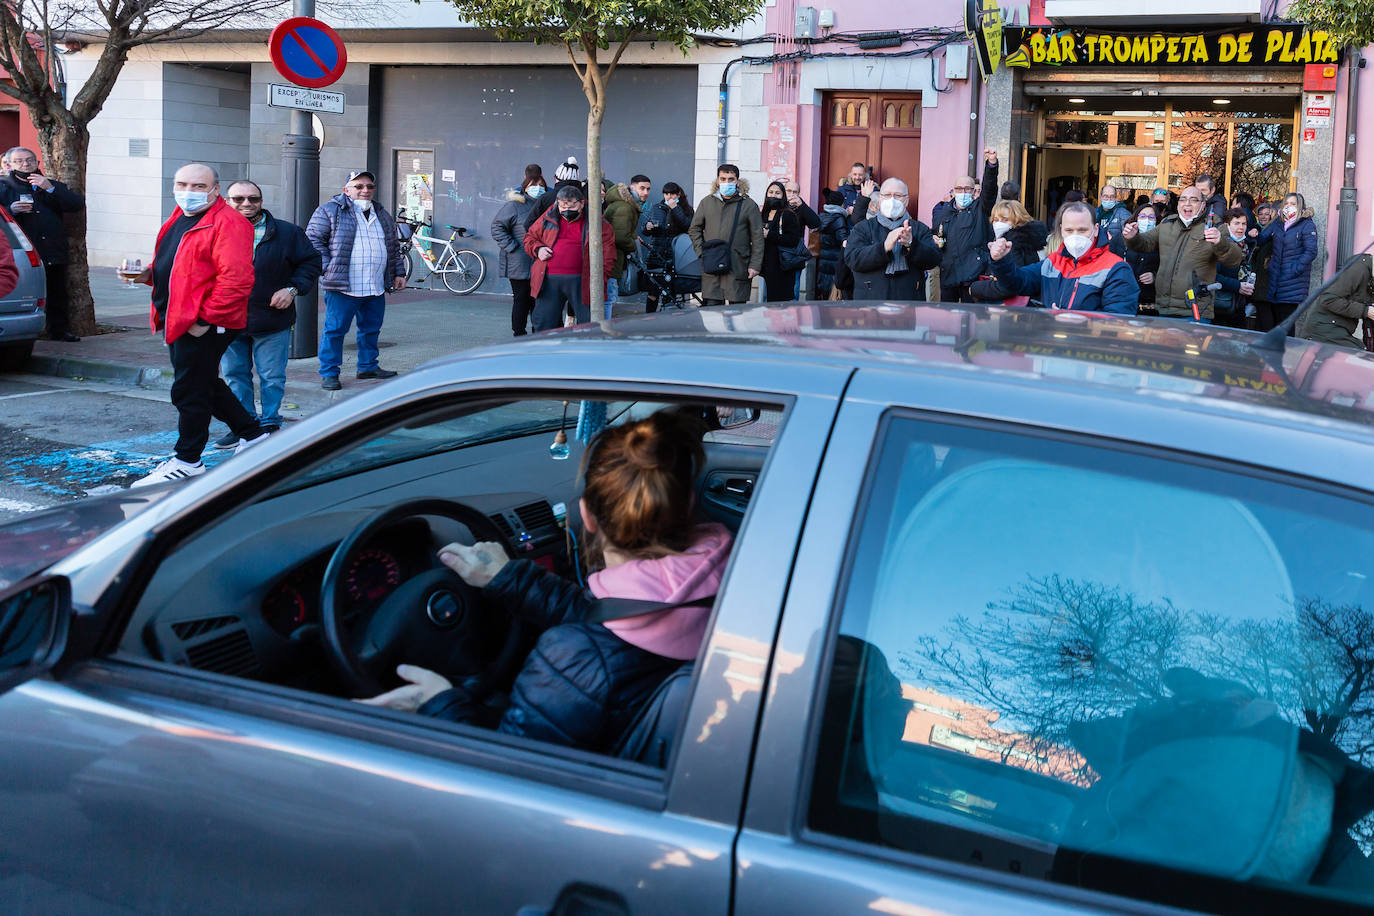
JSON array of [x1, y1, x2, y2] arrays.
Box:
[[220, 327, 291, 426], [605, 277, 618, 320], [320, 291, 386, 378]]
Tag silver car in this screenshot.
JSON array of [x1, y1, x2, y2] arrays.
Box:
[[1, 304, 1373, 915], [0, 205, 47, 368]]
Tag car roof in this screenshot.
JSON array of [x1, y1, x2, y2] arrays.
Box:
[[431, 303, 1374, 439]]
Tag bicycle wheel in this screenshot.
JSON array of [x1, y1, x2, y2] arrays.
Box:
[[401, 244, 416, 282], [438, 248, 486, 295]]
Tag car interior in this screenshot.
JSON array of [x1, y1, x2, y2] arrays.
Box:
[[115, 393, 782, 764]]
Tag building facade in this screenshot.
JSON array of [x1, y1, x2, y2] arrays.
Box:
[[63, 0, 1374, 295]]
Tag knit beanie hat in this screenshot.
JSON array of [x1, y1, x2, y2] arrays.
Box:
[[555, 156, 580, 182]]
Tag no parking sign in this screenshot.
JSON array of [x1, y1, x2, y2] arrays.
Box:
[[269, 17, 348, 89]]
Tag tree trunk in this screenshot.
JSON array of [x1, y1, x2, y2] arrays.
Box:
[[35, 108, 96, 337], [586, 101, 605, 321]]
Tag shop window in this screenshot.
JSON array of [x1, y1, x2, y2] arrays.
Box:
[[1231, 122, 1294, 203]]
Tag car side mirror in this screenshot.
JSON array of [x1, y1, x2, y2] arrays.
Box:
[[0, 575, 70, 695], [715, 407, 761, 430]]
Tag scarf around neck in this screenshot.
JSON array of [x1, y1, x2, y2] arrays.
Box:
[[875, 212, 910, 276]]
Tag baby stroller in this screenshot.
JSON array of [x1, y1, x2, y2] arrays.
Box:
[[632, 234, 702, 310]]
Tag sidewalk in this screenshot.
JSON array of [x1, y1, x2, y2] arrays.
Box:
[[28, 270, 636, 421]]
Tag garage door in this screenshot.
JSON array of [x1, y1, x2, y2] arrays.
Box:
[[376, 65, 698, 294]]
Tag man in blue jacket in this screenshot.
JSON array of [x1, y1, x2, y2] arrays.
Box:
[[212, 180, 322, 447], [306, 169, 407, 390], [1095, 183, 1133, 253], [989, 201, 1138, 315]]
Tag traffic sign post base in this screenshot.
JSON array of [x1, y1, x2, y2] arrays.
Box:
[[284, 132, 321, 360]]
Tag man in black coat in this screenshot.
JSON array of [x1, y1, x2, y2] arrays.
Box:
[[213, 180, 321, 446], [0, 147, 85, 340], [932, 147, 999, 303], [843, 178, 941, 300]]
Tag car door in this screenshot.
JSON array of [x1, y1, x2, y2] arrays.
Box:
[[735, 367, 1374, 916], [0, 353, 851, 915]]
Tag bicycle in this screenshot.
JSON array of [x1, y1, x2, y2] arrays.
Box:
[[396, 214, 487, 295]]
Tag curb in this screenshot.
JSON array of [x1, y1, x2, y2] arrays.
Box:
[[27, 353, 174, 389]]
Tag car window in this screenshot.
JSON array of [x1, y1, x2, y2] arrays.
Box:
[[809, 415, 1374, 911]]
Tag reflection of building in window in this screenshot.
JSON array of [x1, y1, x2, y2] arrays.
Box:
[[900, 683, 1090, 785]]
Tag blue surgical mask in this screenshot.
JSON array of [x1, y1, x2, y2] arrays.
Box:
[[175, 190, 210, 213], [719, 182, 737, 197], [526, 185, 545, 199], [955, 192, 974, 208]]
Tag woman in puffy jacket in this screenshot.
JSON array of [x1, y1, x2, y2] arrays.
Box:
[[490, 164, 549, 335], [638, 181, 694, 312], [364, 409, 732, 755], [1122, 203, 1160, 314], [1255, 192, 1319, 332], [970, 199, 1047, 303], [815, 190, 849, 299]]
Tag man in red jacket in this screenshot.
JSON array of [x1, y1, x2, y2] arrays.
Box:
[[131, 163, 267, 487], [522, 185, 615, 332]]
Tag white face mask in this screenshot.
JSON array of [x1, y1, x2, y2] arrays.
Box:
[[355, 198, 373, 212], [879, 197, 907, 220], [992, 220, 1012, 239], [1178, 211, 1196, 227], [1063, 234, 1092, 259], [1282, 205, 1298, 219]]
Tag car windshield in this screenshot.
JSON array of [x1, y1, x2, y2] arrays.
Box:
[[277, 399, 648, 492]]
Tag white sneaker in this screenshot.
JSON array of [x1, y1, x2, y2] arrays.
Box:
[[234, 431, 270, 455], [132, 457, 205, 488]]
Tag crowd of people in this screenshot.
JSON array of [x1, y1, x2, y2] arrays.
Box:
[[487, 154, 1368, 353]]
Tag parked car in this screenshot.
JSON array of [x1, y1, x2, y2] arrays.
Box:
[[2, 303, 1374, 916], [0, 204, 47, 369]]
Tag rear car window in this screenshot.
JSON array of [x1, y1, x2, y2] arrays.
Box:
[[809, 415, 1374, 912]]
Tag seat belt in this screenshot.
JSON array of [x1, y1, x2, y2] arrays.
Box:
[[583, 595, 715, 625]]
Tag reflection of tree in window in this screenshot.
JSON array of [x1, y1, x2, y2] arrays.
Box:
[[1168, 121, 1227, 190], [1231, 122, 1294, 203], [902, 573, 1374, 851]]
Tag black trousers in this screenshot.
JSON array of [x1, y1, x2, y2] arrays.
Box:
[[940, 283, 976, 303], [532, 275, 587, 332], [168, 328, 261, 463], [509, 278, 535, 336], [43, 264, 70, 336], [1255, 301, 1298, 334]]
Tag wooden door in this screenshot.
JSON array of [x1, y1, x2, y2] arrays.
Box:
[[820, 93, 922, 202]]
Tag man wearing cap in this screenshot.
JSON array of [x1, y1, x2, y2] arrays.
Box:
[[306, 169, 407, 391]]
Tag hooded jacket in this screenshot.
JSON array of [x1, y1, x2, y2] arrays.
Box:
[[421, 524, 733, 753], [522, 205, 616, 303], [148, 196, 254, 342], [639, 198, 693, 263], [306, 193, 405, 293], [1125, 212, 1242, 319], [991, 240, 1139, 315], [1258, 212, 1319, 304], [689, 178, 764, 302], [243, 210, 322, 335], [816, 206, 850, 296], [1296, 252, 1370, 348], [602, 183, 642, 280], [490, 188, 545, 280]]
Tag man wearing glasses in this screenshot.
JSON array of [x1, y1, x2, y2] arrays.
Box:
[[842, 178, 941, 300], [931, 147, 999, 303], [210, 180, 321, 448], [306, 169, 407, 391]]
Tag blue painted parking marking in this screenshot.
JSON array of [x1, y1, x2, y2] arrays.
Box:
[[2, 431, 238, 498]]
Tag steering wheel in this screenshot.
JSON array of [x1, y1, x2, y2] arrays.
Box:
[[319, 498, 528, 698]]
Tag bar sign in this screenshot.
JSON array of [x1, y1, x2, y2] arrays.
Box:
[[268, 83, 345, 114]]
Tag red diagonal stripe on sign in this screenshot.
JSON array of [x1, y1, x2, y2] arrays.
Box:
[[288, 29, 331, 76]]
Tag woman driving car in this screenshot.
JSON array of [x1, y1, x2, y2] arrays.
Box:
[[362, 409, 733, 754]]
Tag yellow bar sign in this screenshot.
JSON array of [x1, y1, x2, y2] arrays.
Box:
[[1003, 26, 1339, 68]]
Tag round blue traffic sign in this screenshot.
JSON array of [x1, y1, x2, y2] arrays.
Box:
[[269, 17, 348, 89]]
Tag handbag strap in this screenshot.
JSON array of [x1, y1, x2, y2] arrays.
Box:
[[722, 197, 743, 251]]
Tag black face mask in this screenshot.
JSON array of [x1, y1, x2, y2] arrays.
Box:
[[8, 169, 32, 181], [765, 198, 783, 211], [560, 208, 580, 221]]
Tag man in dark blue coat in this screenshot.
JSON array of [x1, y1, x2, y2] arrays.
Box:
[[0, 147, 85, 340], [213, 180, 321, 446], [931, 148, 999, 302]]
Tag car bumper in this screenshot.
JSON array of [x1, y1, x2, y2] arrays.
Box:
[[0, 309, 43, 345]]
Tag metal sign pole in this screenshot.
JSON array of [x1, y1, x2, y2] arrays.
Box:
[[286, 0, 321, 359]]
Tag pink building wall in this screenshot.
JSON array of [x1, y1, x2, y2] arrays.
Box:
[[760, 0, 984, 221]]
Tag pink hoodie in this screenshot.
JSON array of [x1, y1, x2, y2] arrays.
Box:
[[588, 523, 733, 660]]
